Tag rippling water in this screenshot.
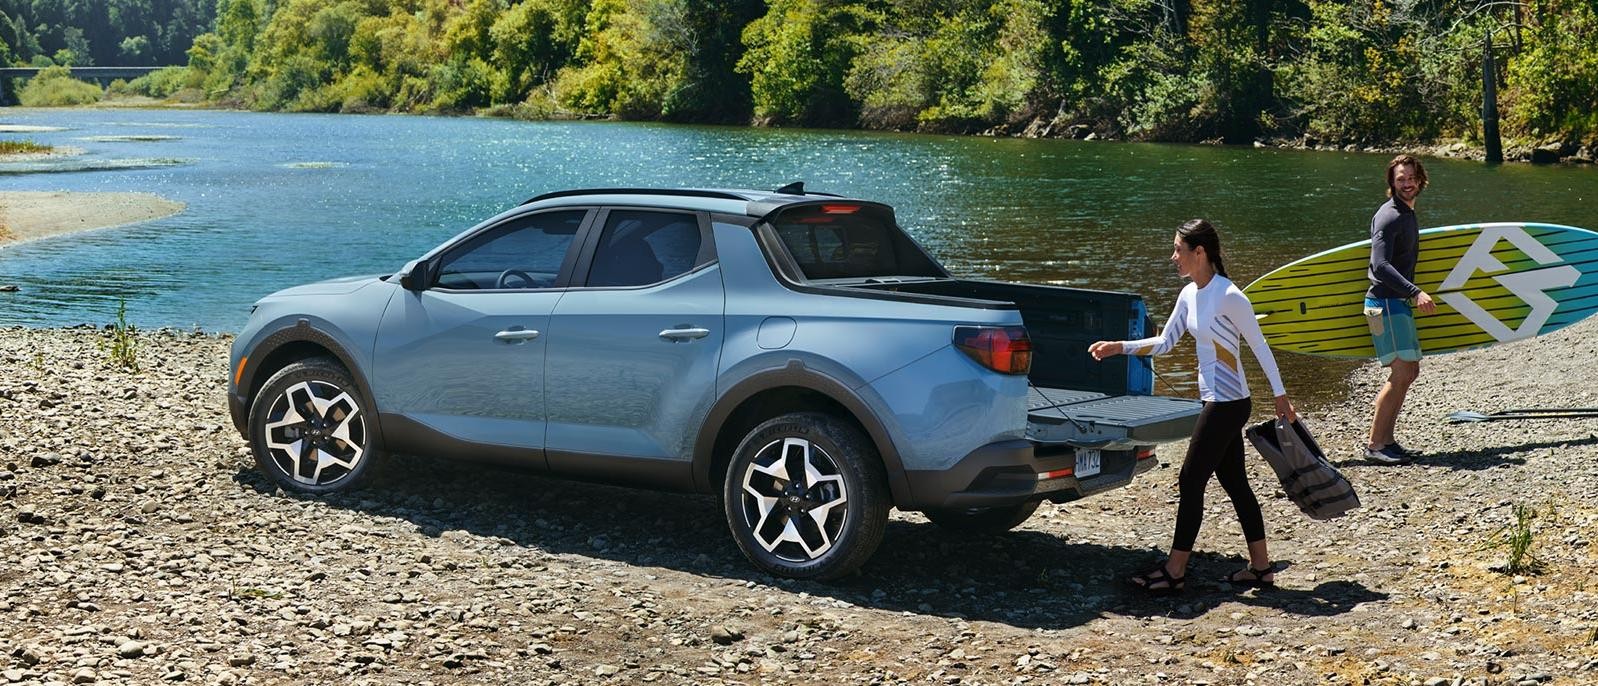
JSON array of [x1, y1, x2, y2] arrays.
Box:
[[4, 108, 1597, 409]]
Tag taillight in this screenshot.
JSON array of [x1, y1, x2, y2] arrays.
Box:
[[953, 326, 1032, 375]]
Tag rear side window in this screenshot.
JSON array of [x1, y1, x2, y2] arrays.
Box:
[[768, 204, 943, 280], [585, 210, 707, 287]]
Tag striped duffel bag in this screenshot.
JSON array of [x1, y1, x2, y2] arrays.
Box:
[[1244, 417, 1361, 520]]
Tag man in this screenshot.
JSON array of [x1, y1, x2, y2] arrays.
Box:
[[1364, 155, 1434, 464]]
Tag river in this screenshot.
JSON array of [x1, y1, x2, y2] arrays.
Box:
[[4, 108, 1597, 410]]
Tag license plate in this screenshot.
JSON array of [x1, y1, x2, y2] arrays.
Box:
[[1075, 449, 1101, 478]]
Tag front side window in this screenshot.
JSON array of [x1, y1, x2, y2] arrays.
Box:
[[436, 210, 586, 290], [585, 210, 706, 287]]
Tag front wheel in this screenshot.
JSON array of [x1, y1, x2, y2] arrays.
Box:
[[923, 501, 1040, 535], [723, 412, 889, 580], [248, 357, 383, 494]]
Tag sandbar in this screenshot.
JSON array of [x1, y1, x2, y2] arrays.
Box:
[[0, 190, 185, 245]]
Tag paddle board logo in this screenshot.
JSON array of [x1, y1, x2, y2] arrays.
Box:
[[1438, 225, 1579, 342]]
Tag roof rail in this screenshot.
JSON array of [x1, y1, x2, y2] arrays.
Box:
[[520, 188, 749, 206]]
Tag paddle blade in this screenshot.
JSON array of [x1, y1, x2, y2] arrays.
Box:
[[1446, 411, 1492, 423]]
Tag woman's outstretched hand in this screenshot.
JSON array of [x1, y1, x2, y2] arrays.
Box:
[[1274, 395, 1297, 423], [1088, 341, 1123, 361]]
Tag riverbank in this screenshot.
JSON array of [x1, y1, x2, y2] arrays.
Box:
[[0, 320, 1594, 685], [0, 191, 184, 246], [983, 116, 1595, 165]]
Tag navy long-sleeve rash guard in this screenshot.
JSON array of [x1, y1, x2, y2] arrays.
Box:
[[1366, 197, 1421, 300]]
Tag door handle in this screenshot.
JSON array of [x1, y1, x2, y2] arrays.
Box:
[[494, 328, 541, 342], [659, 327, 710, 341]]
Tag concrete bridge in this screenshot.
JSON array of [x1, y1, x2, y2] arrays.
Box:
[[1, 66, 177, 105]]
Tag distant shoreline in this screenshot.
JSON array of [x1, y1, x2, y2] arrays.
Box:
[[0, 190, 184, 246]]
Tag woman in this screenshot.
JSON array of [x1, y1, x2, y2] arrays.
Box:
[[1088, 219, 1296, 595]]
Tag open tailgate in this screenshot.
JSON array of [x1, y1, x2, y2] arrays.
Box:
[[1026, 386, 1201, 448]]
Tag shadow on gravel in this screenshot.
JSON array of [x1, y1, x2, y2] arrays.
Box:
[[231, 454, 1384, 631], [1333, 434, 1598, 471]]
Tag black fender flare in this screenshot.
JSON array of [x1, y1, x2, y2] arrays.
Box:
[[239, 319, 387, 449], [691, 361, 914, 507]]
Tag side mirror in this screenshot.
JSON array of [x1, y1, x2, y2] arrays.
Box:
[[398, 259, 432, 291]]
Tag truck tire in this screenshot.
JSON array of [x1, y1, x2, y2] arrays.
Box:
[[924, 501, 1040, 534], [723, 412, 888, 580], [248, 357, 383, 494]]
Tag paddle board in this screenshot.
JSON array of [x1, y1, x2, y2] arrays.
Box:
[[1243, 222, 1598, 358]]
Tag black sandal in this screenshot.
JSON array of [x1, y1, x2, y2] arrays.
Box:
[[1128, 564, 1186, 595], [1222, 564, 1276, 589]]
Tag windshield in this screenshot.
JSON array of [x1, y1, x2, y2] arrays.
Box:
[[767, 203, 945, 281]]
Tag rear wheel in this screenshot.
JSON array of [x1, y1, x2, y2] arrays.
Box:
[[723, 412, 888, 580], [248, 357, 382, 494], [924, 501, 1040, 534]]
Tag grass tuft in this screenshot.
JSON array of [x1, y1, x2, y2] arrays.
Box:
[[0, 139, 53, 155], [98, 298, 140, 372], [1483, 502, 1547, 575]]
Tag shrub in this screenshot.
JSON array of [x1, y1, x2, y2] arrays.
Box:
[[121, 67, 194, 99], [17, 66, 104, 106]]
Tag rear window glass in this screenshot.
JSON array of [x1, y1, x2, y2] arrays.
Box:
[[768, 204, 943, 280]]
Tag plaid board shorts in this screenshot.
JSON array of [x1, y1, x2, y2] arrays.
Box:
[[1364, 297, 1422, 365]]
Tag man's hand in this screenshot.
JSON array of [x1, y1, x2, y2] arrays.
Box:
[[1414, 291, 1436, 315]]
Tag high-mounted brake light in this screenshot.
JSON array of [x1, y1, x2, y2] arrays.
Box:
[[953, 326, 1032, 375], [820, 204, 861, 214]]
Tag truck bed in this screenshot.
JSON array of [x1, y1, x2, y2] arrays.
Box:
[[854, 278, 1202, 448]]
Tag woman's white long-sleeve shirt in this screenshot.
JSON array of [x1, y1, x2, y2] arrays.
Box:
[[1121, 275, 1286, 402]]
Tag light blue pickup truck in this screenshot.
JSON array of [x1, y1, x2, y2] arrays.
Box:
[[227, 185, 1201, 579]]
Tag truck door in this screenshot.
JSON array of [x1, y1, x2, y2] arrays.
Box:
[[542, 208, 724, 486]]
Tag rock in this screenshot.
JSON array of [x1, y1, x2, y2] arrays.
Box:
[[595, 664, 620, 676], [1530, 142, 1562, 164], [709, 625, 744, 645], [226, 655, 255, 667], [117, 640, 147, 658], [72, 668, 96, 684], [18, 646, 43, 666]]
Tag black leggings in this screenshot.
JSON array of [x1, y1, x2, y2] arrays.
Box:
[[1172, 397, 1266, 553]]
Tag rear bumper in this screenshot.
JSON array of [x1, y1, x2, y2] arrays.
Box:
[[903, 440, 1157, 510]]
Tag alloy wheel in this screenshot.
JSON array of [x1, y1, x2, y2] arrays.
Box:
[[262, 380, 367, 486], [739, 436, 850, 562]]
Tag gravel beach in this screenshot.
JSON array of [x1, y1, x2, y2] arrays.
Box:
[[1, 321, 1595, 686]]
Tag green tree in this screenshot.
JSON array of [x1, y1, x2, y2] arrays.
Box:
[[738, 0, 878, 126], [1505, 0, 1598, 143], [489, 0, 588, 103]]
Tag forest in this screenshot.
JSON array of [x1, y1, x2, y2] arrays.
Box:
[[6, 0, 1598, 152], [0, 0, 215, 66]]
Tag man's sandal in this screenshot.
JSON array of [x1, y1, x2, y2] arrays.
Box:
[[1222, 565, 1276, 589], [1128, 564, 1185, 595]]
